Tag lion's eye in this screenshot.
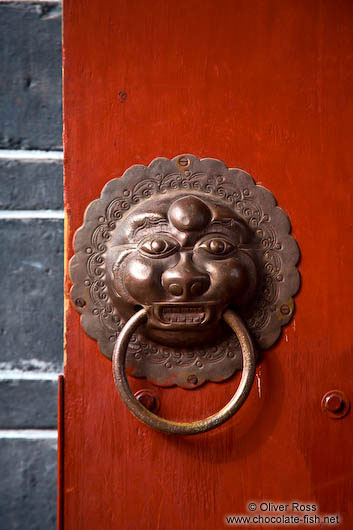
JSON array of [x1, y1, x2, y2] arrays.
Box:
[[138, 236, 179, 258], [199, 238, 235, 256]]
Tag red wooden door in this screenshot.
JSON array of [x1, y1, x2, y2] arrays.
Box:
[[62, 1, 353, 528]]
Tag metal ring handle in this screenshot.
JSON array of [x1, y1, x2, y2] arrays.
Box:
[[112, 308, 256, 435]]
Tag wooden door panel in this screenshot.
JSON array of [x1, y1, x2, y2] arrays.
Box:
[[63, 1, 353, 528]]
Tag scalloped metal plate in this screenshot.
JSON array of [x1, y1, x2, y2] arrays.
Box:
[[70, 155, 300, 388]]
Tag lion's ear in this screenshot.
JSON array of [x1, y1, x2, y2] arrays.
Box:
[[104, 245, 128, 280]]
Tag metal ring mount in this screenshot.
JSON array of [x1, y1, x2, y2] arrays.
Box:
[[112, 308, 256, 435]]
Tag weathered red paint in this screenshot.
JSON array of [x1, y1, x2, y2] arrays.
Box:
[[62, 0, 353, 528], [57, 374, 64, 530]]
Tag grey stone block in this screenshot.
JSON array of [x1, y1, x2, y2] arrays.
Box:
[[0, 379, 58, 428], [0, 219, 63, 371], [0, 438, 57, 530], [0, 2, 62, 150], [0, 159, 63, 210]]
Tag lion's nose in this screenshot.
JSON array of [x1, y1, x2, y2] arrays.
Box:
[[162, 253, 210, 298]]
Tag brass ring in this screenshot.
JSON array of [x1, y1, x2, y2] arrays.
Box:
[[112, 308, 256, 435]]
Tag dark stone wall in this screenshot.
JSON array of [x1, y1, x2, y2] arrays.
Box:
[[0, 159, 63, 210], [0, 2, 62, 150], [0, 2, 62, 529], [0, 219, 63, 369], [0, 438, 57, 530], [0, 379, 59, 429]]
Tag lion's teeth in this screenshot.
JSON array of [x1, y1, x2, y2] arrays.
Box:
[[159, 306, 207, 324]]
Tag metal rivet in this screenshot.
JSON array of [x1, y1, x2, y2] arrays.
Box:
[[324, 394, 343, 413], [321, 390, 350, 419], [134, 389, 160, 413], [280, 304, 291, 315], [178, 156, 190, 167], [187, 374, 198, 385], [75, 298, 86, 307]]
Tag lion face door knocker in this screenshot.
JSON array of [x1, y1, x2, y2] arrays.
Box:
[[70, 155, 300, 434]]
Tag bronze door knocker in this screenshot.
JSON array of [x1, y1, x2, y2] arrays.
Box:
[[70, 155, 300, 434]]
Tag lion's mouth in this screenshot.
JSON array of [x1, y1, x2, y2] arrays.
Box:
[[149, 302, 216, 329], [160, 305, 206, 324]]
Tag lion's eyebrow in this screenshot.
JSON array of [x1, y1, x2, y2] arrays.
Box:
[[210, 217, 241, 228], [208, 218, 249, 242], [127, 214, 169, 240]]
